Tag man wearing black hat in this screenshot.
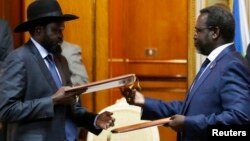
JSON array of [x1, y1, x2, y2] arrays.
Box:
[[0, 1, 115, 141]]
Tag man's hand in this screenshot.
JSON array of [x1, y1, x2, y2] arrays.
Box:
[[52, 87, 77, 105], [120, 87, 145, 107], [96, 111, 115, 130], [169, 114, 185, 132]]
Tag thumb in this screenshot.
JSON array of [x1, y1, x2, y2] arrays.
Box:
[[170, 115, 176, 120]]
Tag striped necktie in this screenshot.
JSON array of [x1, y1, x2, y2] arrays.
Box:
[[196, 58, 210, 79], [45, 55, 61, 88]]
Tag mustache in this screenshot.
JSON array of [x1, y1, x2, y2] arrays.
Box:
[[43, 43, 62, 55], [58, 38, 63, 46], [58, 42, 62, 47]]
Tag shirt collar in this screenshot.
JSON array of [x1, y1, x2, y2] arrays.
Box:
[[207, 42, 233, 62], [30, 37, 49, 59]]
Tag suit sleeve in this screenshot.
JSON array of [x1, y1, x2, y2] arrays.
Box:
[[73, 103, 102, 135], [184, 60, 250, 137], [0, 53, 54, 122], [246, 45, 250, 65], [141, 98, 183, 120]]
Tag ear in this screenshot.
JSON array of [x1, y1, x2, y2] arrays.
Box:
[[210, 26, 220, 39]]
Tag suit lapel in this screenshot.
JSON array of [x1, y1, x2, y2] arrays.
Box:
[[26, 40, 58, 91], [181, 45, 236, 114], [54, 55, 67, 86]]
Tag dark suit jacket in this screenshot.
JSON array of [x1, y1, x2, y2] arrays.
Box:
[[0, 20, 13, 65], [0, 40, 101, 141], [0, 19, 13, 141], [246, 44, 250, 65], [141, 45, 250, 141]]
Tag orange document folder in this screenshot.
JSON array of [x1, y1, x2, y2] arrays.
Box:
[[111, 117, 171, 133], [65, 74, 136, 94]]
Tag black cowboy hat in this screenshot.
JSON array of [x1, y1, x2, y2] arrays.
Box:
[[14, 0, 78, 32]]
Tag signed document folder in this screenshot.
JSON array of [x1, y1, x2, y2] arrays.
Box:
[[65, 74, 136, 94], [111, 117, 171, 133]]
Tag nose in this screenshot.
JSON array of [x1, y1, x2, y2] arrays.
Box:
[[193, 32, 197, 40], [57, 29, 63, 38]]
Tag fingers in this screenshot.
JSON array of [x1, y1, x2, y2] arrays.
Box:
[[109, 118, 115, 127], [52, 87, 79, 105], [168, 115, 185, 132], [120, 87, 137, 104], [103, 111, 113, 116], [128, 89, 136, 102], [96, 111, 115, 130], [61, 87, 80, 103], [170, 115, 176, 120], [75, 95, 79, 103], [64, 86, 85, 96], [104, 118, 115, 129]]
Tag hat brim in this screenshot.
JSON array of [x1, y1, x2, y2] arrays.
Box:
[[14, 14, 79, 32]]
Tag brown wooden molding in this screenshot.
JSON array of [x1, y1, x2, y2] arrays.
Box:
[[108, 58, 124, 62], [108, 58, 187, 64], [142, 88, 186, 93], [188, 0, 196, 87], [126, 59, 187, 64], [137, 75, 187, 81]]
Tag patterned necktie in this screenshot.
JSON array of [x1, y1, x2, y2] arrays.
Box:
[[45, 55, 62, 88], [45, 55, 77, 141], [196, 58, 210, 79]]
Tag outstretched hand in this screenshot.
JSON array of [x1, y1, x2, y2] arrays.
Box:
[[96, 111, 115, 130], [120, 87, 145, 107], [168, 114, 185, 132]]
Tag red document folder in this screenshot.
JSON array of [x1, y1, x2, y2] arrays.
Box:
[[65, 74, 136, 94], [111, 117, 171, 133]]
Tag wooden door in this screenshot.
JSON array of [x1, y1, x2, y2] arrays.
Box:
[[108, 0, 188, 140], [0, 0, 23, 48]]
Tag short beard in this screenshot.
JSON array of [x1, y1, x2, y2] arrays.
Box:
[[49, 44, 62, 55], [43, 44, 61, 55], [40, 32, 63, 55], [195, 42, 214, 56]]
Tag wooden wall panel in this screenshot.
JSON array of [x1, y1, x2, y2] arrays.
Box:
[[124, 1, 187, 60], [108, 0, 188, 141], [127, 63, 187, 77], [94, 0, 110, 112], [109, 0, 188, 100], [107, 0, 127, 105]]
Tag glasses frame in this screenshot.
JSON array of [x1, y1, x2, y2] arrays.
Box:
[[194, 26, 214, 33]]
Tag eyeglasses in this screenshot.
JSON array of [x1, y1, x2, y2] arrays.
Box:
[[194, 26, 213, 33]]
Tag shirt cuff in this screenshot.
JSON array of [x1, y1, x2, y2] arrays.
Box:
[[94, 114, 101, 129]]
